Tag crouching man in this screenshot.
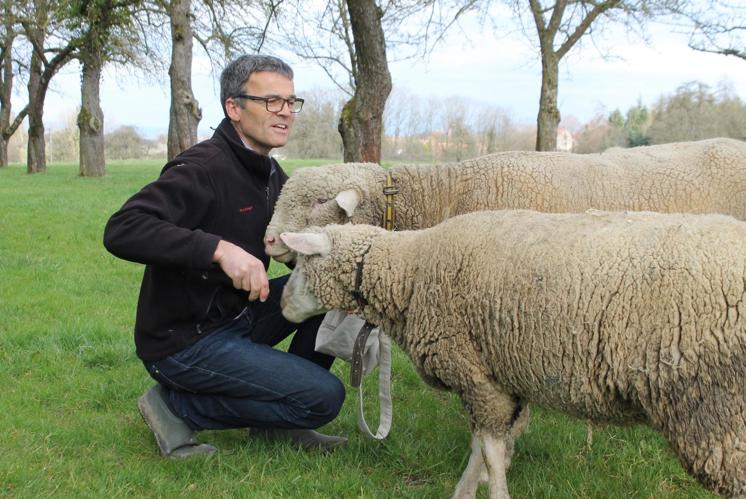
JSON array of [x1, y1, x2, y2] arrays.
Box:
[[103, 54, 346, 458]]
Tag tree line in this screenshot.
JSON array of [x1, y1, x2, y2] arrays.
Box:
[[574, 80, 746, 153], [8, 78, 740, 164], [1, 0, 744, 176], [272, 79, 746, 160]]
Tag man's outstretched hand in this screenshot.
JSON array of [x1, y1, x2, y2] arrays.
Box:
[[213, 240, 269, 302]]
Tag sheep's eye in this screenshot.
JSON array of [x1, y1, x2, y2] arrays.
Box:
[[312, 198, 328, 208]]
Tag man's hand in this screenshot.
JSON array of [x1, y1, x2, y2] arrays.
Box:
[[213, 240, 269, 302]]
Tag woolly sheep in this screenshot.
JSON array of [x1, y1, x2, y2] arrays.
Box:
[[264, 138, 746, 263], [279, 210, 746, 498]]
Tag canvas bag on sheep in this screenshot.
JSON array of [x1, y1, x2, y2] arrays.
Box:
[[316, 310, 392, 439]]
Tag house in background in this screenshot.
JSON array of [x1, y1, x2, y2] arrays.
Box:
[[556, 127, 574, 152]]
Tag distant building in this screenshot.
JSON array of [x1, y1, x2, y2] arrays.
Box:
[[556, 127, 574, 152]]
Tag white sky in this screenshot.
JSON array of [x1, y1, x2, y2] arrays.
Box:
[[25, 14, 746, 139]]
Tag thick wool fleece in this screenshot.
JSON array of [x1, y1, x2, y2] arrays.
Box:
[[268, 138, 746, 254], [291, 210, 746, 498]]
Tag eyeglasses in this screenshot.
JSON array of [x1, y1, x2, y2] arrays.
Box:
[[233, 94, 304, 113]]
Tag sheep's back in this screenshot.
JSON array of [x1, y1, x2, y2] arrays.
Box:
[[403, 209, 746, 423], [396, 138, 746, 225]]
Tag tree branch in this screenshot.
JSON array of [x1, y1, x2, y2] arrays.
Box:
[[547, 0, 569, 37], [4, 103, 28, 138], [556, 0, 620, 59], [256, 0, 284, 52], [690, 44, 746, 60]]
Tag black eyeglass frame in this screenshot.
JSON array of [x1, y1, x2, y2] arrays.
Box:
[[233, 94, 304, 113]]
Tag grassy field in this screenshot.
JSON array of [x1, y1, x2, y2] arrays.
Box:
[[0, 160, 714, 498]]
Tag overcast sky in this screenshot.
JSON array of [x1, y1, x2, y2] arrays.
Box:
[[25, 14, 746, 139]]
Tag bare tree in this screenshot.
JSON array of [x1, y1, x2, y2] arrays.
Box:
[[19, 0, 137, 174], [277, 0, 392, 163], [276, 0, 477, 162], [74, 0, 142, 177], [526, 0, 623, 151], [0, 0, 24, 168], [21, 0, 77, 173], [335, 0, 392, 162], [502, 0, 684, 151], [140, 0, 273, 160], [680, 1, 745, 60], [0, 0, 24, 167], [165, 0, 201, 160], [77, 39, 106, 176]]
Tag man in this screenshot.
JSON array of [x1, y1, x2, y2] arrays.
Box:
[[103, 55, 346, 458]]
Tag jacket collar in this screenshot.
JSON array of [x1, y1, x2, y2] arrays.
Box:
[[214, 118, 275, 178]]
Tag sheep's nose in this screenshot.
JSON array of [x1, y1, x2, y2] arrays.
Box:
[[264, 234, 276, 246]]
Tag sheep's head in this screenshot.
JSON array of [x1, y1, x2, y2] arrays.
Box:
[[279, 224, 386, 323], [265, 163, 385, 264]]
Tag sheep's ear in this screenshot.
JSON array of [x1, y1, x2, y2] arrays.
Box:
[[280, 232, 331, 256], [335, 189, 360, 217]]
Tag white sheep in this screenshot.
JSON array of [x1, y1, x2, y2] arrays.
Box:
[[279, 210, 746, 498], [264, 138, 746, 262]]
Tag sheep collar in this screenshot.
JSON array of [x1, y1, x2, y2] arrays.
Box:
[[382, 171, 399, 231], [351, 243, 373, 309], [350, 242, 377, 388]]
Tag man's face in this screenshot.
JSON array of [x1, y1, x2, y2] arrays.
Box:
[[225, 71, 296, 155]]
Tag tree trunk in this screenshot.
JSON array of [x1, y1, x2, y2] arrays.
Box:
[[0, 33, 11, 167], [0, 136, 7, 166], [167, 0, 201, 161], [18, 0, 73, 172], [27, 50, 46, 173], [78, 46, 105, 177], [0, 0, 13, 168], [338, 0, 392, 163], [536, 54, 560, 151]]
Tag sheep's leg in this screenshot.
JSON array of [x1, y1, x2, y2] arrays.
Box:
[[450, 404, 526, 497], [452, 434, 485, 499], [456, 376, 521, 497], [504, 403, 530, 470], [477, 404, 530, 483], [482, 433, 510, 499]]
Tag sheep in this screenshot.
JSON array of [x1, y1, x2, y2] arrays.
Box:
[[278, 209, 746, 498], [264, 137, 746, 263]]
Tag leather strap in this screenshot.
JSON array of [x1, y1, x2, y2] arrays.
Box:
[[350, 321, 375, 388]]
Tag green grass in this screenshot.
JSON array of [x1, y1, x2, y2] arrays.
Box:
[[0, 161, 714, 498]]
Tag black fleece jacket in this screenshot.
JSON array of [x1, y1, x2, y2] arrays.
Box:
[[103, 118, 288, 361]]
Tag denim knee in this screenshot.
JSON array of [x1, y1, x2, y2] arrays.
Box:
[[308, 374, 346, 427]]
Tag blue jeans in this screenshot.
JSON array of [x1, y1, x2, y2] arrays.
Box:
[[143, 275, 345, 431]]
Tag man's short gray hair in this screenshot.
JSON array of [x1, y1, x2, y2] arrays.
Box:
[[220, 55, 294, 117]]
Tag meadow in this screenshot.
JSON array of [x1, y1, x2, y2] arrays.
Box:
[[0, 160, 714, 498]]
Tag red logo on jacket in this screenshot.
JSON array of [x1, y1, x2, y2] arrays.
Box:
[[239, 206, 254, 213]]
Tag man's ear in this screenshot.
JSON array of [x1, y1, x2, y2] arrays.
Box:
[[224, 97, 242, 122], [335, 189, 360, 218], [280, 232, 331, 256]]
